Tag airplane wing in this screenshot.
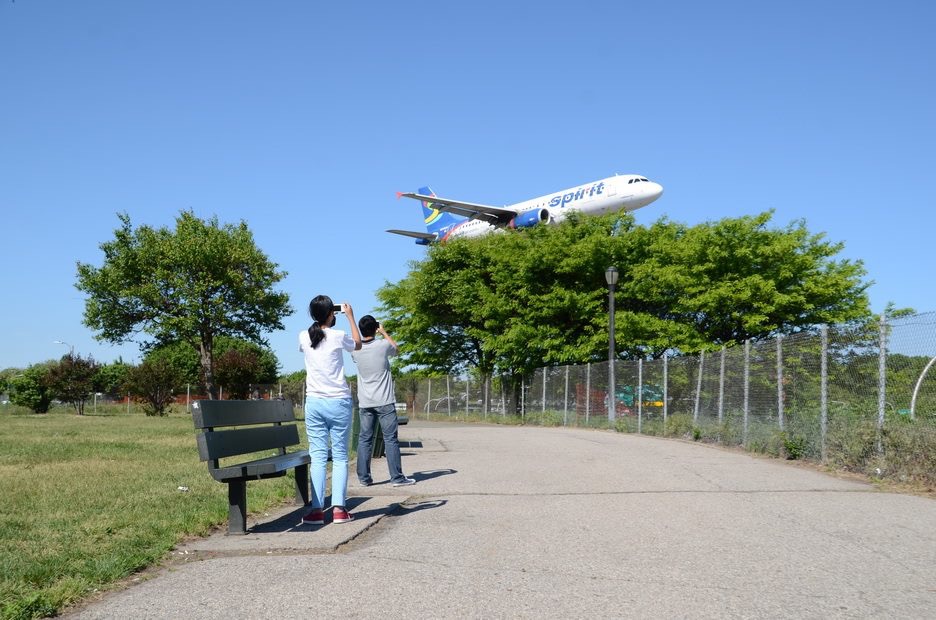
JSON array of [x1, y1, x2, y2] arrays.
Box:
[[386, 229, 438, 242], [399, 192, 517, 225]]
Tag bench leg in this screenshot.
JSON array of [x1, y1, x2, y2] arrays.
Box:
[[294, 464, 310, 505], [227, 480, 248, 535]]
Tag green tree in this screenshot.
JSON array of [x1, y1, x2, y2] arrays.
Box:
[[215, 348, 266, 399], [124, 358, 183, 416], [76, 211, 292, 399], [0, 367, 22, 399], [47, 353, 99, 415], [144, 336, 279, 398], [278, 369, 305, 406], [620, 212, 871, 348], [145, 341, 202, 387], [378, 211, 872, 382], [94, 360, 132, 398], [9, 363, 55, 413]]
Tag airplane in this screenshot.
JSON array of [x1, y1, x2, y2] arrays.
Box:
[[387, 174, 663, 245]]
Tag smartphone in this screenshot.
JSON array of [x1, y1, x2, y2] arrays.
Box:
[[333, 304, 342, 313]]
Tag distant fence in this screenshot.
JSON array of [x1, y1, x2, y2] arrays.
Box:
[[402, 313, 936, 485]]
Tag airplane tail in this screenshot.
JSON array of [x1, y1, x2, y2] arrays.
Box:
[[418, 186, 465, 235]]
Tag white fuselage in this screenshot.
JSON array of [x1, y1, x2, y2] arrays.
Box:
[[442, 174, 662, 241]]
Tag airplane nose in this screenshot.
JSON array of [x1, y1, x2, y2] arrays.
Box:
[[649, 182, 663, 198]]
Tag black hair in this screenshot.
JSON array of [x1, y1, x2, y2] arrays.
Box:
[[359, 315, 379, 338], [307, 295, 334, 349]]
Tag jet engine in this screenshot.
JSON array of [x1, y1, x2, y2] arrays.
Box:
[[507, 208, 551, 229]]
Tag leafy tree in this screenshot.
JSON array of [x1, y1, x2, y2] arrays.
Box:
[[620, 212, 871, 348], [0, 367, 22, 399], [47, 353, 99, 415], [278, 369, 305, 406], [9, 363, 55, 413], [378, 211, 872, 385], [76, 211, 291, 399], [144, 336, 279, 398], [124, 358, 183, 416], [94, 360, 132, 398], [215, 348, 264, 399], [144, 341, 202, 386]]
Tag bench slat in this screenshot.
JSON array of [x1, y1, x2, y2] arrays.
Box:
[[209, 451, 310, 482], [192, 399, 296, 429], [196, 424, 300, 461]]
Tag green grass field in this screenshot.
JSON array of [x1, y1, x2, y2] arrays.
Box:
[[0, 406, 305, 620]]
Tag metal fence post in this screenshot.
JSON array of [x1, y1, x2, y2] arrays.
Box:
[[743, 339, 750, 444], [519, 378, 524, 420], [877, 314, 887, 454], [820, 324, 828, 463], [427, 379, 432, 420], [718, 346, 726, 424], [446, 375, 452, 417], [694, 350, 704, 424], [564, 365, 569, 426], [542, 368, 547, 414], [585, 362, 591, 424], [637, 358, 643, 434], [465, 377, 470, 417], [663, 353, 668, 428], [777, 335, 784, 431]]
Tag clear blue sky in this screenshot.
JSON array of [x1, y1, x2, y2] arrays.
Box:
[[2, 1, 934, 374]]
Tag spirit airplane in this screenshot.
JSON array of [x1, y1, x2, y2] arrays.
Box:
[[388, 174, 663, 245]]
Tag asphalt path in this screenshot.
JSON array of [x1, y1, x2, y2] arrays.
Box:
[[65, 421, 936, 619]]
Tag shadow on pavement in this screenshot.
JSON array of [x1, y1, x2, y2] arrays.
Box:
[[412, 468, 457, 482], [247, 505, 308, 534]]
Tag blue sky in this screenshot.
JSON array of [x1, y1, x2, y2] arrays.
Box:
[[2, 1, 934, 374]]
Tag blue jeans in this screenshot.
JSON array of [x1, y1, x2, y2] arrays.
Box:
[[305, 397, 352, 509], [357, 404, 407, 484]]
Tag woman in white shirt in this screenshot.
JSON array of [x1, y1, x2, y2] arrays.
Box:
[[298, 294, 361, 525]]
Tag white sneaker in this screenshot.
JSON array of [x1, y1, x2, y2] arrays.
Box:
[[392, 477, 416, 487]]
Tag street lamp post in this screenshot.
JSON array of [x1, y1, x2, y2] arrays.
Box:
[[53, 340, 74, 356], [605, 266, 618, 424]]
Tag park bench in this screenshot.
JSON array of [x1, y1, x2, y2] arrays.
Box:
[[192, 399, 309, 535]]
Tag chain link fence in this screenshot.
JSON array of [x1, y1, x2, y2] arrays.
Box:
[[401, 312, 936, 486]]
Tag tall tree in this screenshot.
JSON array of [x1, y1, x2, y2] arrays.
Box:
[[76, 211, 291, 398], [378, 211, 872, 380], [619, 212, 871, 348]]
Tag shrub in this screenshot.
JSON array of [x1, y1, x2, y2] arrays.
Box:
[[781, 432, 807, 460], [664, 414, 695, 438]]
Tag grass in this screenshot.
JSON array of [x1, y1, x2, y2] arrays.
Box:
[[0, 405, 305, 620]]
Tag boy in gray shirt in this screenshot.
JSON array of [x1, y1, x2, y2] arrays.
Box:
[[351, 315, 415, 487]]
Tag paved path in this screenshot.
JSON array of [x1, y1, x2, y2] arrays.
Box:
[[66, 421, 936, 619]]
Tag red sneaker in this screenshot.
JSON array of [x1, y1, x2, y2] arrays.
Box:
[[332, 507, 354, 523], [302, 509, 325, 525]]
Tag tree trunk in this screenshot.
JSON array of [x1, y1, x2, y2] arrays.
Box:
[[199, 338, 216, 400]]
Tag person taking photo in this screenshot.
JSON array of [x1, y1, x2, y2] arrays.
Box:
[[351, 315, 415, 487]]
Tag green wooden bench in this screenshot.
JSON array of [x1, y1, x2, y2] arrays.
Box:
[[192, 399, 310, 535]]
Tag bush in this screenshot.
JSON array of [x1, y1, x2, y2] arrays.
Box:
[[880, 417, 936, 487], [8, 363, 54, 413], [781, 432, 807, 460], [664, 413, 695, 438]]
